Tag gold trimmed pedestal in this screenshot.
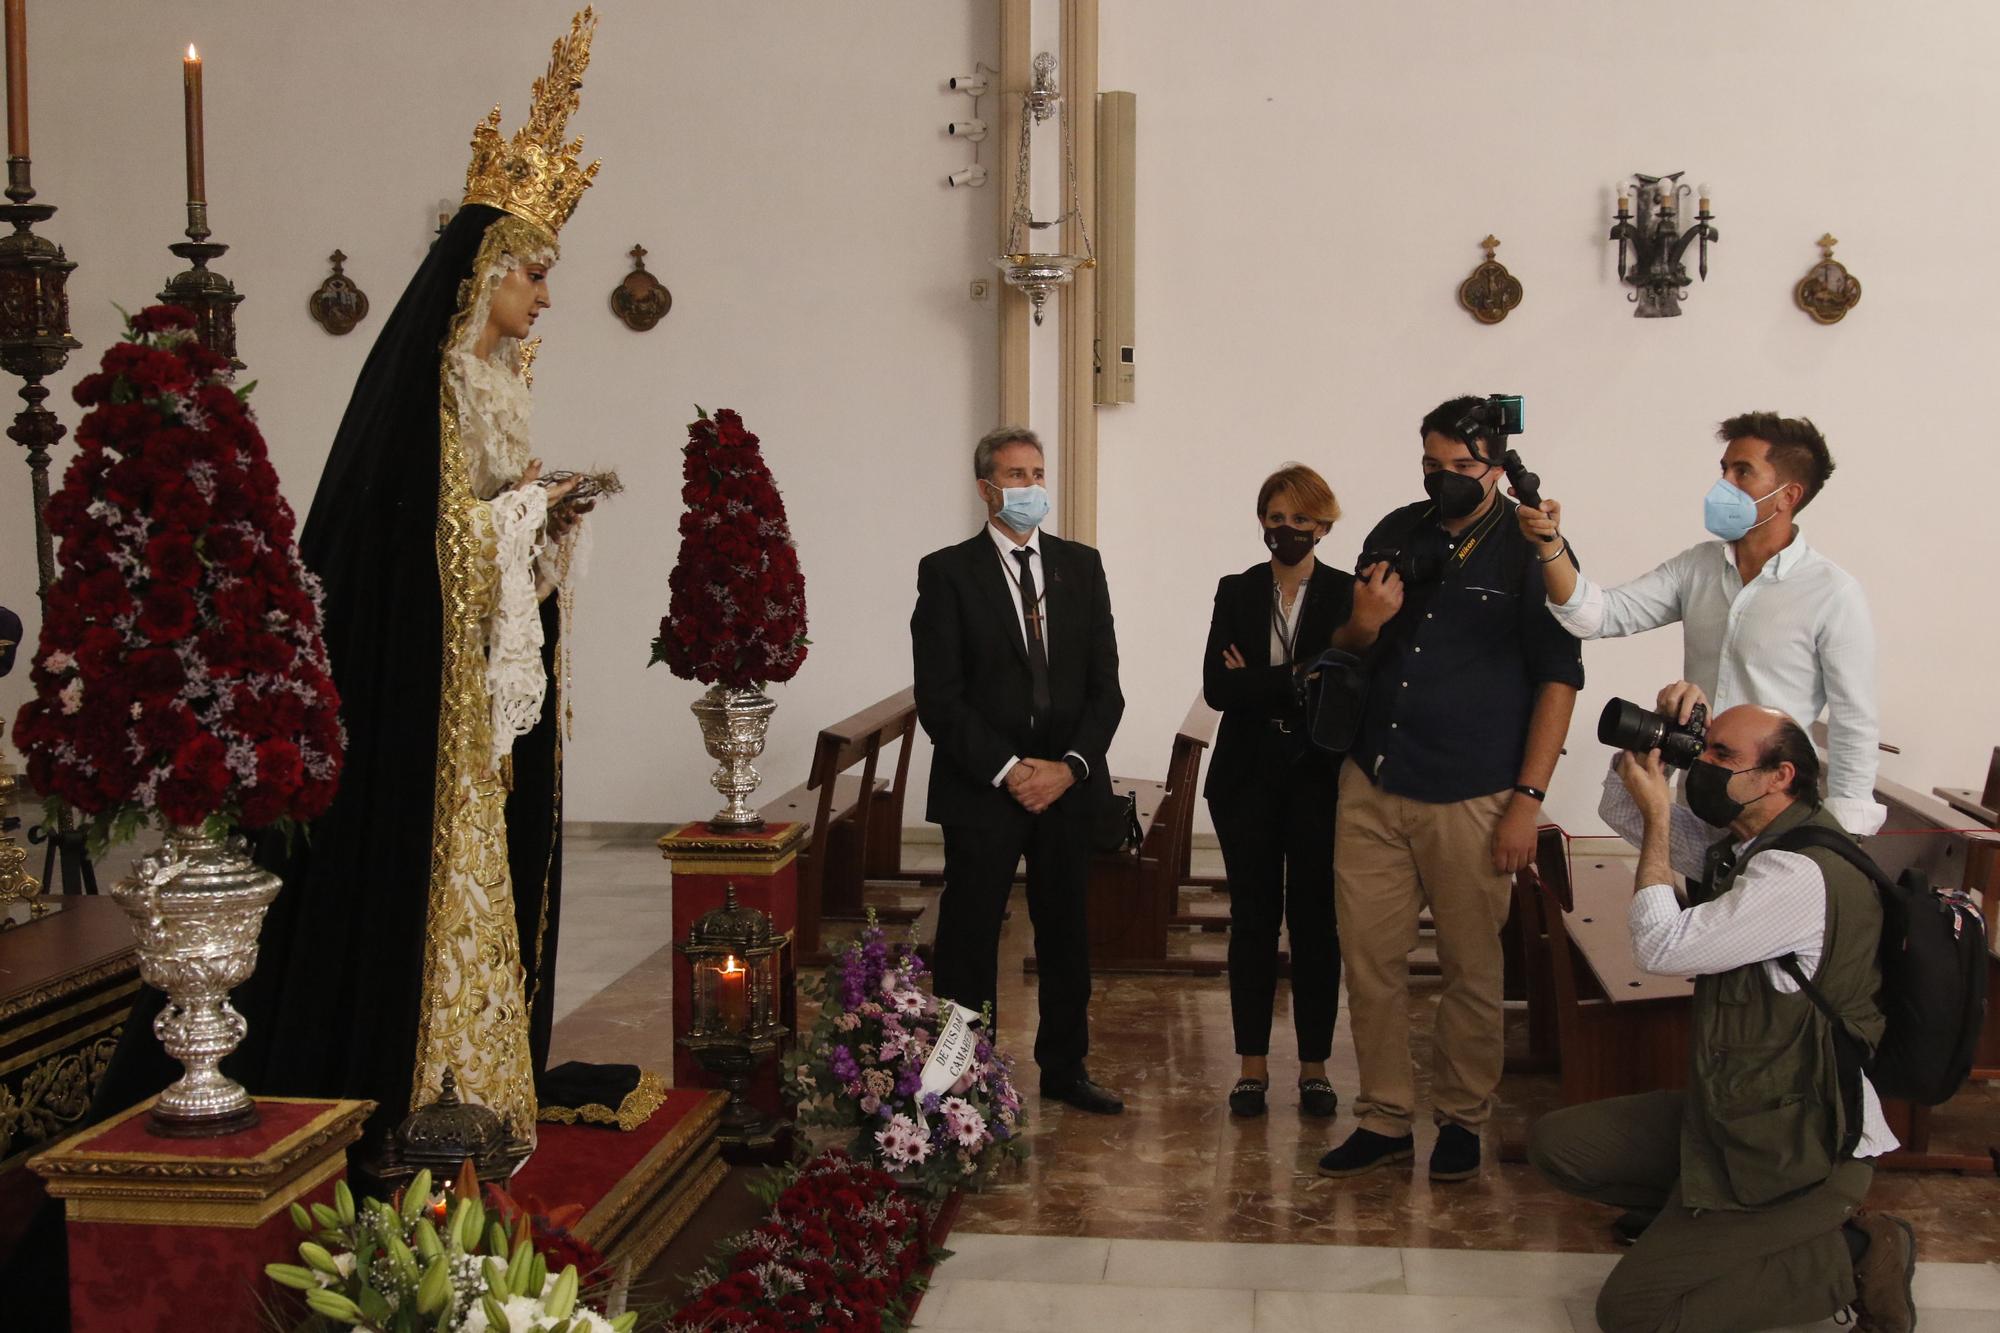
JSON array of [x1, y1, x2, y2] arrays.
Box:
[[28, 1095, 371, 1332]]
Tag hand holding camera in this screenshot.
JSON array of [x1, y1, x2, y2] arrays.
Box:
[[1351, 561, 1406, 631]]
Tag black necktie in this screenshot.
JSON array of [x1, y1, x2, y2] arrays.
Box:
[[1013, 547, 1052, 721]]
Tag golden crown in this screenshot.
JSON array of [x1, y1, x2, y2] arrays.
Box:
[[462, 7, 601, 240]]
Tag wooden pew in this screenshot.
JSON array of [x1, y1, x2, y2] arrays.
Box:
[[763, 688, 922, 960], [1024, 695, 1216, 975]]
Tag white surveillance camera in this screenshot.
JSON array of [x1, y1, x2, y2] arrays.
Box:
[[946, 166, 989, 188], [947, 119, 988, 141], [948, 74, 988, 95]]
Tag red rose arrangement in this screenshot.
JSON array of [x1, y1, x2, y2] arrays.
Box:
[[649, 407, 808, 689], [667, 1151, 945, 1332], [12, 305, 344, 843]]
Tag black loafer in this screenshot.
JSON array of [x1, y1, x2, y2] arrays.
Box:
[[1040, 1073, 1125, 1115], [1429, 1122, 1481, 1182], [1228, 1078, 1268, 1117], [1298, 1078, 1338, 1119], [1316, 1128, 1415, 1178]]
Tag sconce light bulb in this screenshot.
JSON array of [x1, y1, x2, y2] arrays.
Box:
[[1698, 182, 1713, 201]]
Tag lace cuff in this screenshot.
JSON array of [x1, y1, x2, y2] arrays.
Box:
[[484, 485, 549, 764]]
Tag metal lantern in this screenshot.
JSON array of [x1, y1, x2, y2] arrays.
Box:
[[678, 884, 789, 1148]]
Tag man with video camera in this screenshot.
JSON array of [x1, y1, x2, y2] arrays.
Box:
[[1517, 412, 1884, 834], [1530, 684, 1916, 1333], [1317, 395, 1582, 1183]]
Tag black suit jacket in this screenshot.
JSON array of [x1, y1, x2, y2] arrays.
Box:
[[1201, 560, 1352, 801], [912, 528, 1124, 828]]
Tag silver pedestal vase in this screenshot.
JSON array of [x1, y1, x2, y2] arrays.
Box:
[[689, 683, 777, 828], [110, 825, 281, 1137]]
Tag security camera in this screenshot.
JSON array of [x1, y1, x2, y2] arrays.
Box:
[[948, 73, 988, 95], [946, 166, 989, 189], [947, 119, 988, 141]]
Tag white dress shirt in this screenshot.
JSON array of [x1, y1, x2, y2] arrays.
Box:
[[983, 522, 1088, 788], [1270, 576, 1308, 664], [1551, 533, 1884, 835], [1598, 764, 1897, 1157]]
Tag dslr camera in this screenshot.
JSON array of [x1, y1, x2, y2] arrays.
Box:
[[1598, 697, 1708, 769], [1355, 544, 1443, 585]]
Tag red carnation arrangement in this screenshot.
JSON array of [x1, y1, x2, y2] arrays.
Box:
[[11, 305, 344, 843], [668, 1151, 942, 1331], [649, 406, 808, 689]]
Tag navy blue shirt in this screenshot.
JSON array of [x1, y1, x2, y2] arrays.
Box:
[[1350, 496, 1584, 804]]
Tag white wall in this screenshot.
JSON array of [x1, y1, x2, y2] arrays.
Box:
[[1095, 0, 2000, 835], [3, 1, 999, 825], [11, 2, 2000, 841]]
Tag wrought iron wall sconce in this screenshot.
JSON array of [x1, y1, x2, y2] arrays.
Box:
[[1458, 235, 1523, 324], [307, 250, 369, 335], [1609, 173, 1717, 318], [995, 52, 1094, 326], [1795, 233, 1861, 325], [609, 243, 671, 331]]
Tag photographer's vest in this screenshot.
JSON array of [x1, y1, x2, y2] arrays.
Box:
[[1679, 801, 1885, 1211]]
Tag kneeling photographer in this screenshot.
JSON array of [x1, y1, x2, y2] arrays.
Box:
[[1529, 683, 1916, 1333]]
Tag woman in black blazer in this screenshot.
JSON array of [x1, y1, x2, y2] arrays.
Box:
[[1202, 464, 1352, 1118]]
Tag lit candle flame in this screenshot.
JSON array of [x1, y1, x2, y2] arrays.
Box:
[[722, 955, 745, 976], [186, 43, 198, 62]]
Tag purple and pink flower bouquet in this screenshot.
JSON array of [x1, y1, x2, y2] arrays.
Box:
[[782, 925, 1028, 1198]]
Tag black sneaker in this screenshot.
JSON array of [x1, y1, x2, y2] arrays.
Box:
[[1298, 1078, 1338, 1119], [1429, 1122, 1481, 1181], [1316, 1128, 1415, 1178]]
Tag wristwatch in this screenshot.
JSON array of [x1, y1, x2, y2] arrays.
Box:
[[1063, 755, 1088, 784]]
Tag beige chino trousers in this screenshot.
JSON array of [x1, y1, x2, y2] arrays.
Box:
[[1334, 757, 1514, 1137]]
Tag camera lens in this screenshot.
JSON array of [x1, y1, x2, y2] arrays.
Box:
[[1598, 698, 1665, 752]]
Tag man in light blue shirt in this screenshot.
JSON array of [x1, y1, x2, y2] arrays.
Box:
[[1517, 413, 1883, 833]]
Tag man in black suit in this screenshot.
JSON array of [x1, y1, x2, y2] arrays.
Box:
[[911, 425, 1126, 1115]]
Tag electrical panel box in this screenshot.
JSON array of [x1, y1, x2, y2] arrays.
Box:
[[1094, 90, 1136, 405]]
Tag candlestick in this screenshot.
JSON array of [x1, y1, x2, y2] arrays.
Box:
[[5, 0, 25, 160], [182, 44, 204, 206]]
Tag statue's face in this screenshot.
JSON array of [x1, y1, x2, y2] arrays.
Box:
[[486, 259, 551, 343]]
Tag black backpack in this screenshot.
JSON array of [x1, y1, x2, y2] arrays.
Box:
[[1773, 823, 1989, 1108]]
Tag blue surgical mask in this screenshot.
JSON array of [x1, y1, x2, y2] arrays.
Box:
[[1702, 478, 1784, 542], [986, 481, 1051, 534]]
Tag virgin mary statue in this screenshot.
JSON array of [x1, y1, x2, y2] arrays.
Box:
[[126, 7, 653, 1151]]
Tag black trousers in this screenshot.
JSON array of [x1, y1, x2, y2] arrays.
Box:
[[932, 802, 1092, 1081], [1210, 767, 1341, 1062]]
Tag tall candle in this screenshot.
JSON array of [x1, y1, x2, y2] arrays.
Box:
[[5, 0, 27, 159], [718, 956, 749, 1031], [182, 44, 204, 204]]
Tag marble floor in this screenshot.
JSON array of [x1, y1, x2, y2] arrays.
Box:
[[545, 830, 2000, 1330]]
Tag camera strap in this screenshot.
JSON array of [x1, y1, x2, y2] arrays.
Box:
[[1441, 499, 1506, 575]]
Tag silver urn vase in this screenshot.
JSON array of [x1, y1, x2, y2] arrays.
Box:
[[110, 825, 281, 1136], [689, 683, 777, 828]]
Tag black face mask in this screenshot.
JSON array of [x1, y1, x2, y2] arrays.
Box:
[[1265, 525, 1318, 567], [1424, 467, 1489, 520], [1685, 759, 1771, 828]]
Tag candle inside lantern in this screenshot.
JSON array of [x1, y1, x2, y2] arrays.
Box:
[[429, 1194, 449, 1225], [718, 955, 749, 1031], [182, 44, 204, 204], [4, 0, 26, 160]]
